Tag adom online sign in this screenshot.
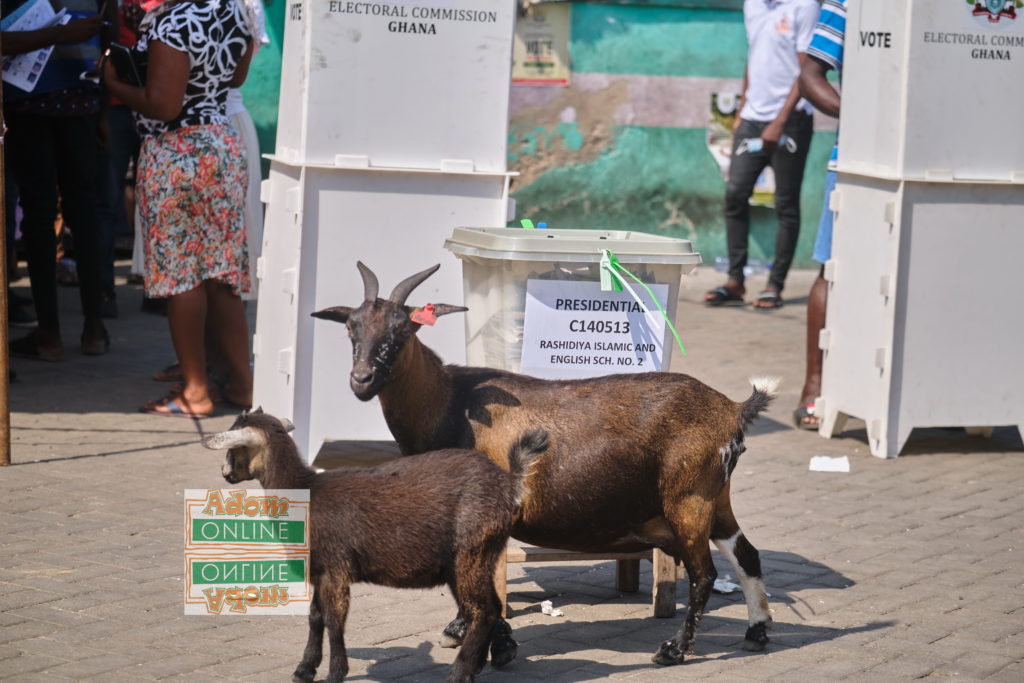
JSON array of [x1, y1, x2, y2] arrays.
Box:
[[184, 489, 311, 615]]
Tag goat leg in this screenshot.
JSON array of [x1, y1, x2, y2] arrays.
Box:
[[488, 616, 518, 668], [447, 612, 497, 683], [324, 585, 351, 683], [652, 567, 716, 665], [440, 614, 468, 648], [292, 589, 324, 683], [653, 520, 717, 666], [711, 494, 773, 652]]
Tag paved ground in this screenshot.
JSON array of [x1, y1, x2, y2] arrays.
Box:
[[2, 265, 1022, 682]]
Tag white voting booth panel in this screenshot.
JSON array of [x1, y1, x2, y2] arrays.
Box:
[[254, 0, 515, 462], [839, 0, 1024, 182], [275, 0, 514, 172], [252, 166, 511, 461], [817, 174, 1024, 458]]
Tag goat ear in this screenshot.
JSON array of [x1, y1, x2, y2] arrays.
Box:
[[433, 303, 468, 318], [279, 417, 296, 433], [311, 306, 353, 324], [202, 427, 264, 450]]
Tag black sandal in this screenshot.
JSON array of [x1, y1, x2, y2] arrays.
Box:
[[793, 404, 820, 430], [754, 290, 783, 309], [704, 286, 745, 307]]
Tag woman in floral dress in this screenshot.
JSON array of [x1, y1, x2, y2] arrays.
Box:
[[103, 0, 255, 416]]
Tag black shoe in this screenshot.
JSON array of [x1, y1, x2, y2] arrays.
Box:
[[79, 323, 110, 358], [8, 304, 38, 328]]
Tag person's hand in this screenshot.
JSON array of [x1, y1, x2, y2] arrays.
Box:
[[761, 119, 784, 151], [732, 115, 742, 132], [100, 51, 118, 87], [60, 16, 102, 43]]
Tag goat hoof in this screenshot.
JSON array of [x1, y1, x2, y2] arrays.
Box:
[[652, 640, 685, 666], [439, 633, 461, 648], [742, 622, 770, 652], [489, 634, 518, 668], [440, 617, 467, 648], [291, 667, 315, 683]]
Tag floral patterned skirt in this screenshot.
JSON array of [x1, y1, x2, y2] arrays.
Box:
[[137, 124, 250, 298]]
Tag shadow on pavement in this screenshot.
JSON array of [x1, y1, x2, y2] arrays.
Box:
[[341, 611, 893, 682]]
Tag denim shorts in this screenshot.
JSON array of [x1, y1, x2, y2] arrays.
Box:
[[813, 170, 837, 264]]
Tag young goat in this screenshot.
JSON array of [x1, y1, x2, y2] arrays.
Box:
[[313, 262, 780, 667], [203, 408, 548, 683]]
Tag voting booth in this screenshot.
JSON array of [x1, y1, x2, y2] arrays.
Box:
[[252, 0, 517, 461], [817, 0, 1024, 458]]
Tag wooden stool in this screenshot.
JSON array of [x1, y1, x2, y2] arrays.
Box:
[[499, 544, 679, 618]]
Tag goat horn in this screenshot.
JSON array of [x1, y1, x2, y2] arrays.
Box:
[[356, 261, 379, 303], [202, 427, 263, 451], [388, 264, 440, 305]]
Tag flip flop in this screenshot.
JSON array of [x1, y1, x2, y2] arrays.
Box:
[[793, 404, 820, 430], [754, 290, 783, 309], [140, 394, 213, 419], [704, 286, 745, 307]]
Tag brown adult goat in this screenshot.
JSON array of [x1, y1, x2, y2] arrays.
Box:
[[312, 262, 778, 667], [203, 408, 549, 683]]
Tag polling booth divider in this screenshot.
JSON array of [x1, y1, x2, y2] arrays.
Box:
[[251, 0, 695, 617], [253, 0, 518, 458], [817, 0, 1024, 458]]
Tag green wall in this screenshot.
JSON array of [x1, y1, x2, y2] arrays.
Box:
[[241, 0, 832, 271], [510, 2, 834, 272], [239, 0, 285, 178]]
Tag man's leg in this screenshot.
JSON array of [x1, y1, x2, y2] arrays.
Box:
[[796, 169, 837, 429], [800, 267, 827, 420], [762, 112, 813, 301], [7, 112, 63, 355], [55, 113, 108, 353], [709, 119, 770, 304]]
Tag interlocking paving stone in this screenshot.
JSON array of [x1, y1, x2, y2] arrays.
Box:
[[0, 652, 70, 676]]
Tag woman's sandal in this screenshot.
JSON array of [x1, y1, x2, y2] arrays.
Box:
[[704, 286, 745, 307], [140, 393, 213, 419], [754, 290, 783, 309], [793, 404, 820, 430]]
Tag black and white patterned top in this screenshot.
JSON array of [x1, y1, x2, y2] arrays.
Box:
[[135, 0, 252, 138]]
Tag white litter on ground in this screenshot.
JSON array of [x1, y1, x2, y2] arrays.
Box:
[[713, 575, 741, 593], [809, 455, 850, 473], [539, 600, 563, 617]]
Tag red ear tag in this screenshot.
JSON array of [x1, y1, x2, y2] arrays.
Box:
[[410, 303, 437, 326]]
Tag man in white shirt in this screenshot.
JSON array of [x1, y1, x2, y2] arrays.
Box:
[[705, 0, 820, 309]]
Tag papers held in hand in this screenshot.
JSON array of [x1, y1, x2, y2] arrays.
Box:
[[108, 43, 147, 87]]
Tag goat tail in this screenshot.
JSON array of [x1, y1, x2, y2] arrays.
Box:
[[507, 429, 549, 507], [739, 376, 781, 429]]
